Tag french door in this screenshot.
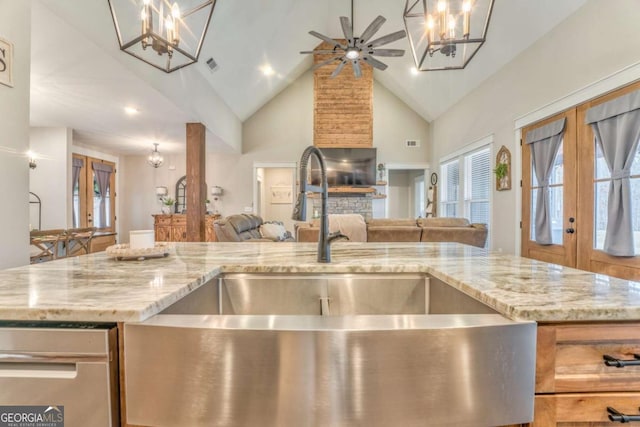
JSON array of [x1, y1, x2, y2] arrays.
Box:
[[521, 110, 577, 267], [522, 82, 640, 280], [72, 154, 116, 232]]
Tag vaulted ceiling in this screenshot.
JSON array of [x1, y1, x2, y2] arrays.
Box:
[[31, 0, 586, 155]]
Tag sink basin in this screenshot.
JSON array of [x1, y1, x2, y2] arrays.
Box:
[[127, 273, 535, 427]]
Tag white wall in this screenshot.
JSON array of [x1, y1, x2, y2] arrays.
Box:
[[29, 127, 71, 230], [431, 0, 640, 254], [388, 170, 410, 218], [0, 0, 30, 268]]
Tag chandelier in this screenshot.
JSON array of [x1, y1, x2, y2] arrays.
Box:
[[147, 143, 164, 168], [107, 0, 217, 73], [403, 0, 494, 71]]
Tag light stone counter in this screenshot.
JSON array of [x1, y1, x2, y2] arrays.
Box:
[[0, 242, 638, 323]]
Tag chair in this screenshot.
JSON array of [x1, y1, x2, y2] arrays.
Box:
[[30, 229, 66, 263], [65, 227, 96, 257]]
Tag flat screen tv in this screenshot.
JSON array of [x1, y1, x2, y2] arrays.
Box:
[[310, 148, 377, 187]]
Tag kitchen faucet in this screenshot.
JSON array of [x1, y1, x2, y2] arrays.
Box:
[[292, 146, 347, 263]]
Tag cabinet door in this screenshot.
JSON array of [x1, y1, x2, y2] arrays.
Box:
[[155, 226, 171, 242], [171, 225, 187, 242]]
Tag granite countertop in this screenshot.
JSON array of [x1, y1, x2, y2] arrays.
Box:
[[0, 242, 638, 323]]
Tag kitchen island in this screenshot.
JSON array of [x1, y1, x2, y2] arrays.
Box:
[[1, 242, 639, 426]]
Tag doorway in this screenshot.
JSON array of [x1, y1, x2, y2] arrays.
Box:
[[383, 163, 430, 219], [253, 163, 297, 233]]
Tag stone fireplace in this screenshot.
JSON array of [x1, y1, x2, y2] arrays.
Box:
[[312, 194, 373, 221]]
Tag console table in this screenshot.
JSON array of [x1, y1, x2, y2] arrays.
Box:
[[153, 214, 221, 242]]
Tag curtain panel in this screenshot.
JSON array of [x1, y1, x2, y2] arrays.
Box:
[[585, 89, 640, 256], [92, 162, 113, 228], [71, 158, 84, 224], [525, 118, 566, 245]]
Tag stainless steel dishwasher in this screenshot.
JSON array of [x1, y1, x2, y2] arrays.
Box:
[[0, 322, 119, 427], [126, 274, 536, 427]]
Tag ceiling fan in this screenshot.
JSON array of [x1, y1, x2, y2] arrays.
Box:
[[301, 2, 407, 79]]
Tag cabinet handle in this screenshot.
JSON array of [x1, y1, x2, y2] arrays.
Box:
[[607, 406, 640, 423], [603, 354, 640, 367]]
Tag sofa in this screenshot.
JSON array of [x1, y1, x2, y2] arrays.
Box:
[[296, 217, 487, 248], [214, 214, 294, 242]]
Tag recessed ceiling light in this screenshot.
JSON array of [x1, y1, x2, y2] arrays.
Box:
[[124, 106, 139, 115], [410, 67, 419, 76], [260, 65, 274, 76]]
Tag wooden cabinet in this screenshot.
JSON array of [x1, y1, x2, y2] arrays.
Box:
[[531, 323, 640, 426], [153, 215, 219, 242]]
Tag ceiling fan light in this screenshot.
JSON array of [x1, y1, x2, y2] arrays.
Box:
[[345, 48, 360, 60]]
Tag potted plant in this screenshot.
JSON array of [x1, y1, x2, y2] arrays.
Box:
[[162, 197, 175, 214], [493, 163, 509, 190]]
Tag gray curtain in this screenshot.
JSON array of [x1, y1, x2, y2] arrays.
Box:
[[525, 118, 566, 245], [586, 90, 640, 256], [92, 162, 113, 227], [72, 158, 84, 225]]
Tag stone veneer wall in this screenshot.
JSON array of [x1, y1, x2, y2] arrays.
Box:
[[312, 195, 373, 221]]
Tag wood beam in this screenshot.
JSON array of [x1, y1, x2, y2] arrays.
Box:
[[186, 123, 206, 242]]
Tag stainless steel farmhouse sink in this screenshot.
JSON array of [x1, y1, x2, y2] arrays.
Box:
[[125, 274, 536, 427]]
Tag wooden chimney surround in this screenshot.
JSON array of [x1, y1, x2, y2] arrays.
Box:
[[313, 41, 373, 148]]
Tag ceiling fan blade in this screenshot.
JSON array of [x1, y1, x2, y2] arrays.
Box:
[[352, 60, 362, 78], [362, 55, 388, 71], [300, 50, 340, 54], [311, 56, 343, 71], [365, 30, 407, 48], [331, 60, 347, 78], [340, 16, 353, 43], [359, 15, 386, 43], [309, 31, 346, 50], [368, 48, 405, 57]]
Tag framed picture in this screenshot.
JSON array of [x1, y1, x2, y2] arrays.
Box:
[[270, 185, 293, 204], [0, 37, 13, 88]]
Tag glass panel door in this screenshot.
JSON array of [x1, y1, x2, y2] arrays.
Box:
[[521, 110, 577, 267]]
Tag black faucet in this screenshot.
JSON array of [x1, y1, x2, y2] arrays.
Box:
[[292, 146, 347, 263]]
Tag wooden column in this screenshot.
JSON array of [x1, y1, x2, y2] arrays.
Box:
[[186, 123, 206, 242]]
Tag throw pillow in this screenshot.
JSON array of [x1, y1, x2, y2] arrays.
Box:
[[259, 222, 287, 241]]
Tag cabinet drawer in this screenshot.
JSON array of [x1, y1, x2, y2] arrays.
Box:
[[537, 324, 640, 393], [154, 216, 172, 226], [171, 215, 187, 225], [534, 393, 640, 426]]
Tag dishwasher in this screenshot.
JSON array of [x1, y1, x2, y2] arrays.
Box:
[[0, 322, 119, 427]]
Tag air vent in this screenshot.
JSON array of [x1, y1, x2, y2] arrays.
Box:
[[206, 57, 218, 72], [405, 140, 420, 148]]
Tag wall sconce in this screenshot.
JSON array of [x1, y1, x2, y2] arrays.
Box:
[[155, 185, 168, 202], [210, 186, 223, 215], [27, 151, 37, 169], [211, 186, 223, 197]]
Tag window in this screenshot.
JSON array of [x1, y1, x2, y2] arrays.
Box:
[[465, 148, 491, 227], [440, 160, 459, 217], [440, 144, 492, 242]]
